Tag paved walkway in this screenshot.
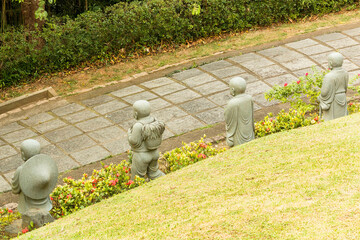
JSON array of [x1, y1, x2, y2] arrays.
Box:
[[1, 26, 360, 193]]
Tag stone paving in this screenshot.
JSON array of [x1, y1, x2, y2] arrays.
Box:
[[1, 27, 360, 193]]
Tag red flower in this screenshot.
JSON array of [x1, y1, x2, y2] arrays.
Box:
[[104, 165, 109, 168], [67, 194, 72, 199], [109, 180, 116, 186], [67, 177, 73, 180], [126, 180, 134, 186], [199, 143, 207, 148], [22, 227, 29, 234], [349, 102, 354, 106], [284, 83, 288, 87], [197, 153, 207, 159], [314, 116, 319, 121], [305, 73, 309, 76], [50, 197, 54, 201], [116, 173, 120, 177], [266, 128, 270, 132], [8, 209, 13, 213], [91, 188, 95, 193], [261, 122, 265, 125], [297, 80, 301, 84], [92, 179, 98, 184], [83, 173, 88, 178]]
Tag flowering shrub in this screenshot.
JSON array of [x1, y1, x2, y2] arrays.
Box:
[[162, 136, 225, 173], [50, 160, 144, 218], [255, 109, 320, 138], [265, 68, 326, 113], [0, 208, 21, 238]]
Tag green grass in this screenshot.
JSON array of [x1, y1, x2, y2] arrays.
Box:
[[21, 113, 360, 239]]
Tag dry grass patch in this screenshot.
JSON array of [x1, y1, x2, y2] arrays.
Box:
[[19, 113, 360, 239]]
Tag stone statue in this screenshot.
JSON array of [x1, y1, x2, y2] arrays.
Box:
[[225, 77, 255, 147], [318, 52, 349, 121], [11, 139, 58, 228], [128, 100, 165, 180]]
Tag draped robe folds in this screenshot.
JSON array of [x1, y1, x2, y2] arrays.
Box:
[[318, 68, 349, 121], [225, 94, 255, 147]]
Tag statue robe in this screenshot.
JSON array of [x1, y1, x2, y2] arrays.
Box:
[[225, 94, 255, 147], [318, 68, 348, 121]]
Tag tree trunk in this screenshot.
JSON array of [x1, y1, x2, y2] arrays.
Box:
[[21, 0, 44, 30], [1, 0, 6, 32]]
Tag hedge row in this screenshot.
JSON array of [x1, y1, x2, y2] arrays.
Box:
[[0, 0, 359, 88]]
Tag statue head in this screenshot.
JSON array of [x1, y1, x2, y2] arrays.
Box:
[[133, 100, 151, 120], [229, 77, 246, 96], [20, 139, 41, 161], [328, 52, 343, 69]]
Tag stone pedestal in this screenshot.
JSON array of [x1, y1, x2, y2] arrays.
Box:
[[22, 209, 54, 228]]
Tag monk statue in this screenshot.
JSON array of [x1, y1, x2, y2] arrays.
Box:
[[318, 52, 349, 121], [225, 77, 255, 147], [128, 100, 165, 180], [12, 139, 58, 227]]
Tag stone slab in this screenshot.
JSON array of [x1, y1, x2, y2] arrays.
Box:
[[314, 32, 347, 42], [209, 66, 246, 78], [148, 98, 171, 111], [230, 53, 270, 63], [193, 81, 228, 95], [0, 139, 5, 146], [163, 89, 201, 104], [265, 74, 298, 87], [207, 91, 232, 107], [343, 27, 360, 37], [44, 126, 82, 143], [122, 91, 158, 104], [105, 107, 133, 124], [52, 103, 85, 117], [200, 60, 233, 71], [180, 98, 217, 114], [153, 106, 188, 122], [20, 112, 54, 126], [88, 126, 127, 143], [166, 115, 204, 135], [13, 136, 50, 149], [196, 107, 225, 125], [57, 135, 97, 153], [81, 94, 115, 107], [2, 129, 38, 143], [0, 122, 24, 135], [239, 58, 275, 72], [342, 59, 359, 72], [3, 171, 15, 184], [339, 45, 360, 58], [110, 85, 144, 98], [33, 119, 67, 134], [246, 81, 272, 96], [325, 38, 359, 49], [141, 77, 174, 89], [62, 109, 98, 124], [223, 73, 259, 84], [0, 154, 22, 172], [71, 146, 110, 165], [102, 136, 130, 155], [255, 65, 288, 78], [285, 39, 318, 49], [93, 100, 128, 115], [172, 68, 203, 81], [253, 93, 279, 107], [293, 66, 324, 77], [41, 144, 80, 173], [151, 83, 186, 96], [183, 73, 216, 87], [75, 117, 113, 132], [309, 52, 331, 65], [0, 176, 11, 192], [281, 57, 317, 71], [296, 44, 332, 56]]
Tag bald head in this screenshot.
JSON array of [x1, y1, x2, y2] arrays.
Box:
[[328, 52, 343, 69], [229, 77, 246, 96], [20, 139, 41, 161], [133, 100, 151, 119]]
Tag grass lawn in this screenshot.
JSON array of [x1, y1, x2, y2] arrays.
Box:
[[20, 113, 360, 239]]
